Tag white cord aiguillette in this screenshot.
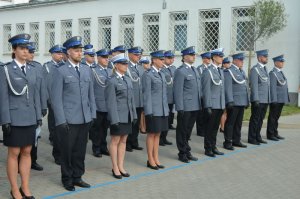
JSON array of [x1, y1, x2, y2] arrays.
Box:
[[127, 67, 140, 83], [92, 68, 107, 87], [228, 69, 246, 84], [208, 69, 222, 86], [254, 67, 268, 82], [272, 71, 286, 86]]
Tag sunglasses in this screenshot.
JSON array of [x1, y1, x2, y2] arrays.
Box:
[[119, 62, 128, 65]]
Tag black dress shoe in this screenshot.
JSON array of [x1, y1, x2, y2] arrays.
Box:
[[19, 187, 35, 199], [73, 180, 91, 188], [156, 164, 165, 169], [164, 139, 173, 145], [63, 184, 75, 191], [54, 159, 61, 165], [178, 156, 190, 163], [147, 161, 159, 170], [93, 151, 102, 158], [248, 140, 260, 145], [219, 128, 224, 133], [112, 169, 122, 179], [212, 148, 224, 155], [276, 135, 285, 140], [169, 125, 176, 130], [159, 140, 165, 146], [31, 162, 43, 171], [132, 146, 143, 150], [126, 146, 133, 152], [205, 150, 215, 157], [187, 155, 198, 161], [257, 139, 268, 144], [233, 142, 247, 148], [101, 149, 110, 156], [120, 171, 130, 177], [267, 136, 279, 141], [223, 144, 234, 150]]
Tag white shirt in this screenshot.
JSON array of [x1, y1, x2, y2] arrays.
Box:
[[211, 62, 219, 70], [275, 67, 281, 72], [258, 62, 265, 68], [232, 64, 240, 70], [130, 61, 137, 68], [14, 59, 26, 73], [184, 62, 193, 68], [51, 60, 58, 65], [152, 65, 160, 73], [116, 71, 124, 79], [68, 59, 80, 70]]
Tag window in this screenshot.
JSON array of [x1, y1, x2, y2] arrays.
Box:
[[169, 11, 188, 52], [98, 17, 111, 49], [143, 14, 160, 53], [16, 23, 25, 34], [30, 22, 39, 52], [79, 18, 91, 45], [119, 15, 134, 48], [231, 7, 255, 52], [3, 24, 11, 53], [45, 21, 55, 52], [61, 20, 72, 43], [198, 9, 220, 52]]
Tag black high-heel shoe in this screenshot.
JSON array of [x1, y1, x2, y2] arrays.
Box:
[[19, 187, 35, 199], [112, 169, 122, 179], [147, 161, 159, 170], [120, 171, 130, 177], [156, 164, 165, 169], [10, 190, 25, 199]]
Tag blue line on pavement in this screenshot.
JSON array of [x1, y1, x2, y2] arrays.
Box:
[[43, 141, 281, 199]]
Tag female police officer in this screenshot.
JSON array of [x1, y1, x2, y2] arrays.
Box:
[[105, 53, 137, 179], [142, 50, 169, 170], [0, 34, 41, 199]]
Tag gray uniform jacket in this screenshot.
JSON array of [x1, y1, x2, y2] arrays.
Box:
[[50, 61, 96, 126], [43, 60, 64, 104], [0, 61, 41, 126], [202, 64, 225, 109], [269, 67, 290, 104], [249, 63, 270, 103], [105, 73, 137, 125], [91, 64, 113, 112], [224, 65, 249, 106], [197, 63, 208, 76], [126, 61, 144, 108], [28, 60, 47, 110], [161, 65, 176, 104], [173, 63, 202, 111], [142, 67, 169, 116]]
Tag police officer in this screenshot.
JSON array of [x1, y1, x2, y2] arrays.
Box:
[[266, 55, 288, 141], [248, 49, 270, 145], [26, 42, 47, 171], [126, 46, 144, 152], [43, 44, 64, 165], [82, 44, 96, 67], [202, 48, 225, 157], [0, 33, 41, 199], [62, 47, 68, 62], [105, 53, 137, 179], [196, 52, 211, 137], [223, 53, 249, 150], [89, 48, 112, 157], [139, 56, 150, 71], [51, 36, 96, 191], [143, 50, 169, 170], [160, 50, 176, 146], [174, 46, 201, 163], [108, 45, 126, 69]]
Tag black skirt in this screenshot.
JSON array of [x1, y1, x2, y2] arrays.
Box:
[[110, 123, 132, 136], [3, 125, 36, 147], [146, 116, 168, 133]]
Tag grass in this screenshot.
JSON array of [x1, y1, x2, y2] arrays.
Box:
[[243, 105, 300, 121]]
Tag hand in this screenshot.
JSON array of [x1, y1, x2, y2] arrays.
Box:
[[226, 102, 234, 109], [111, 123, 120, 131], [58, 123, 69, 132], [205, 108, 212, 116], [270, 102, 278, 106], [145, 114, 153, 120], [252, 101, 260, 107], [245, 104, 250, 109], [133, 119, 137, 125], [2, 123, 11, 136], [90, 118, 96, 126], [37, 120, 43, 127], [42, 109, 47, 117]]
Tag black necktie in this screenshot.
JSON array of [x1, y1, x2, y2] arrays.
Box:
[[158, 71, 162, 79], [217, 67, 222, 76], [75, 66, 80, 77], [280, 71, 286, 80], [263, 66, 268, 74], [104, 68, 108, 77], [167, 67, 172, 77], [21, 66, 26, 76], [134, 65, 140, 76]]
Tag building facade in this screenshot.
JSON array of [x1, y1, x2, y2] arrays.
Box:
[[0, 0, 299, 104]]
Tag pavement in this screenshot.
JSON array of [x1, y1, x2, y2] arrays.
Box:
[[0, 114, 300, 199]]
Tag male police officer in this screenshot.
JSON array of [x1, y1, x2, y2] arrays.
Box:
[[26, 42, 47, 171], [160, 50, 176, 146], [89, 48, 112, 157], [82, 44, 96, 67], [223, 53, 249, 150], [266, 55, 288, 141], [248, 49, 270, 145], [108, 45, 126, 69], [202, 48, 225, 157], [174, 46, 201, 163], [126, 46, 144, 152], [43, 44, 64, 165], [51, 36, 96, 191], [196, 52, 211, 137]]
